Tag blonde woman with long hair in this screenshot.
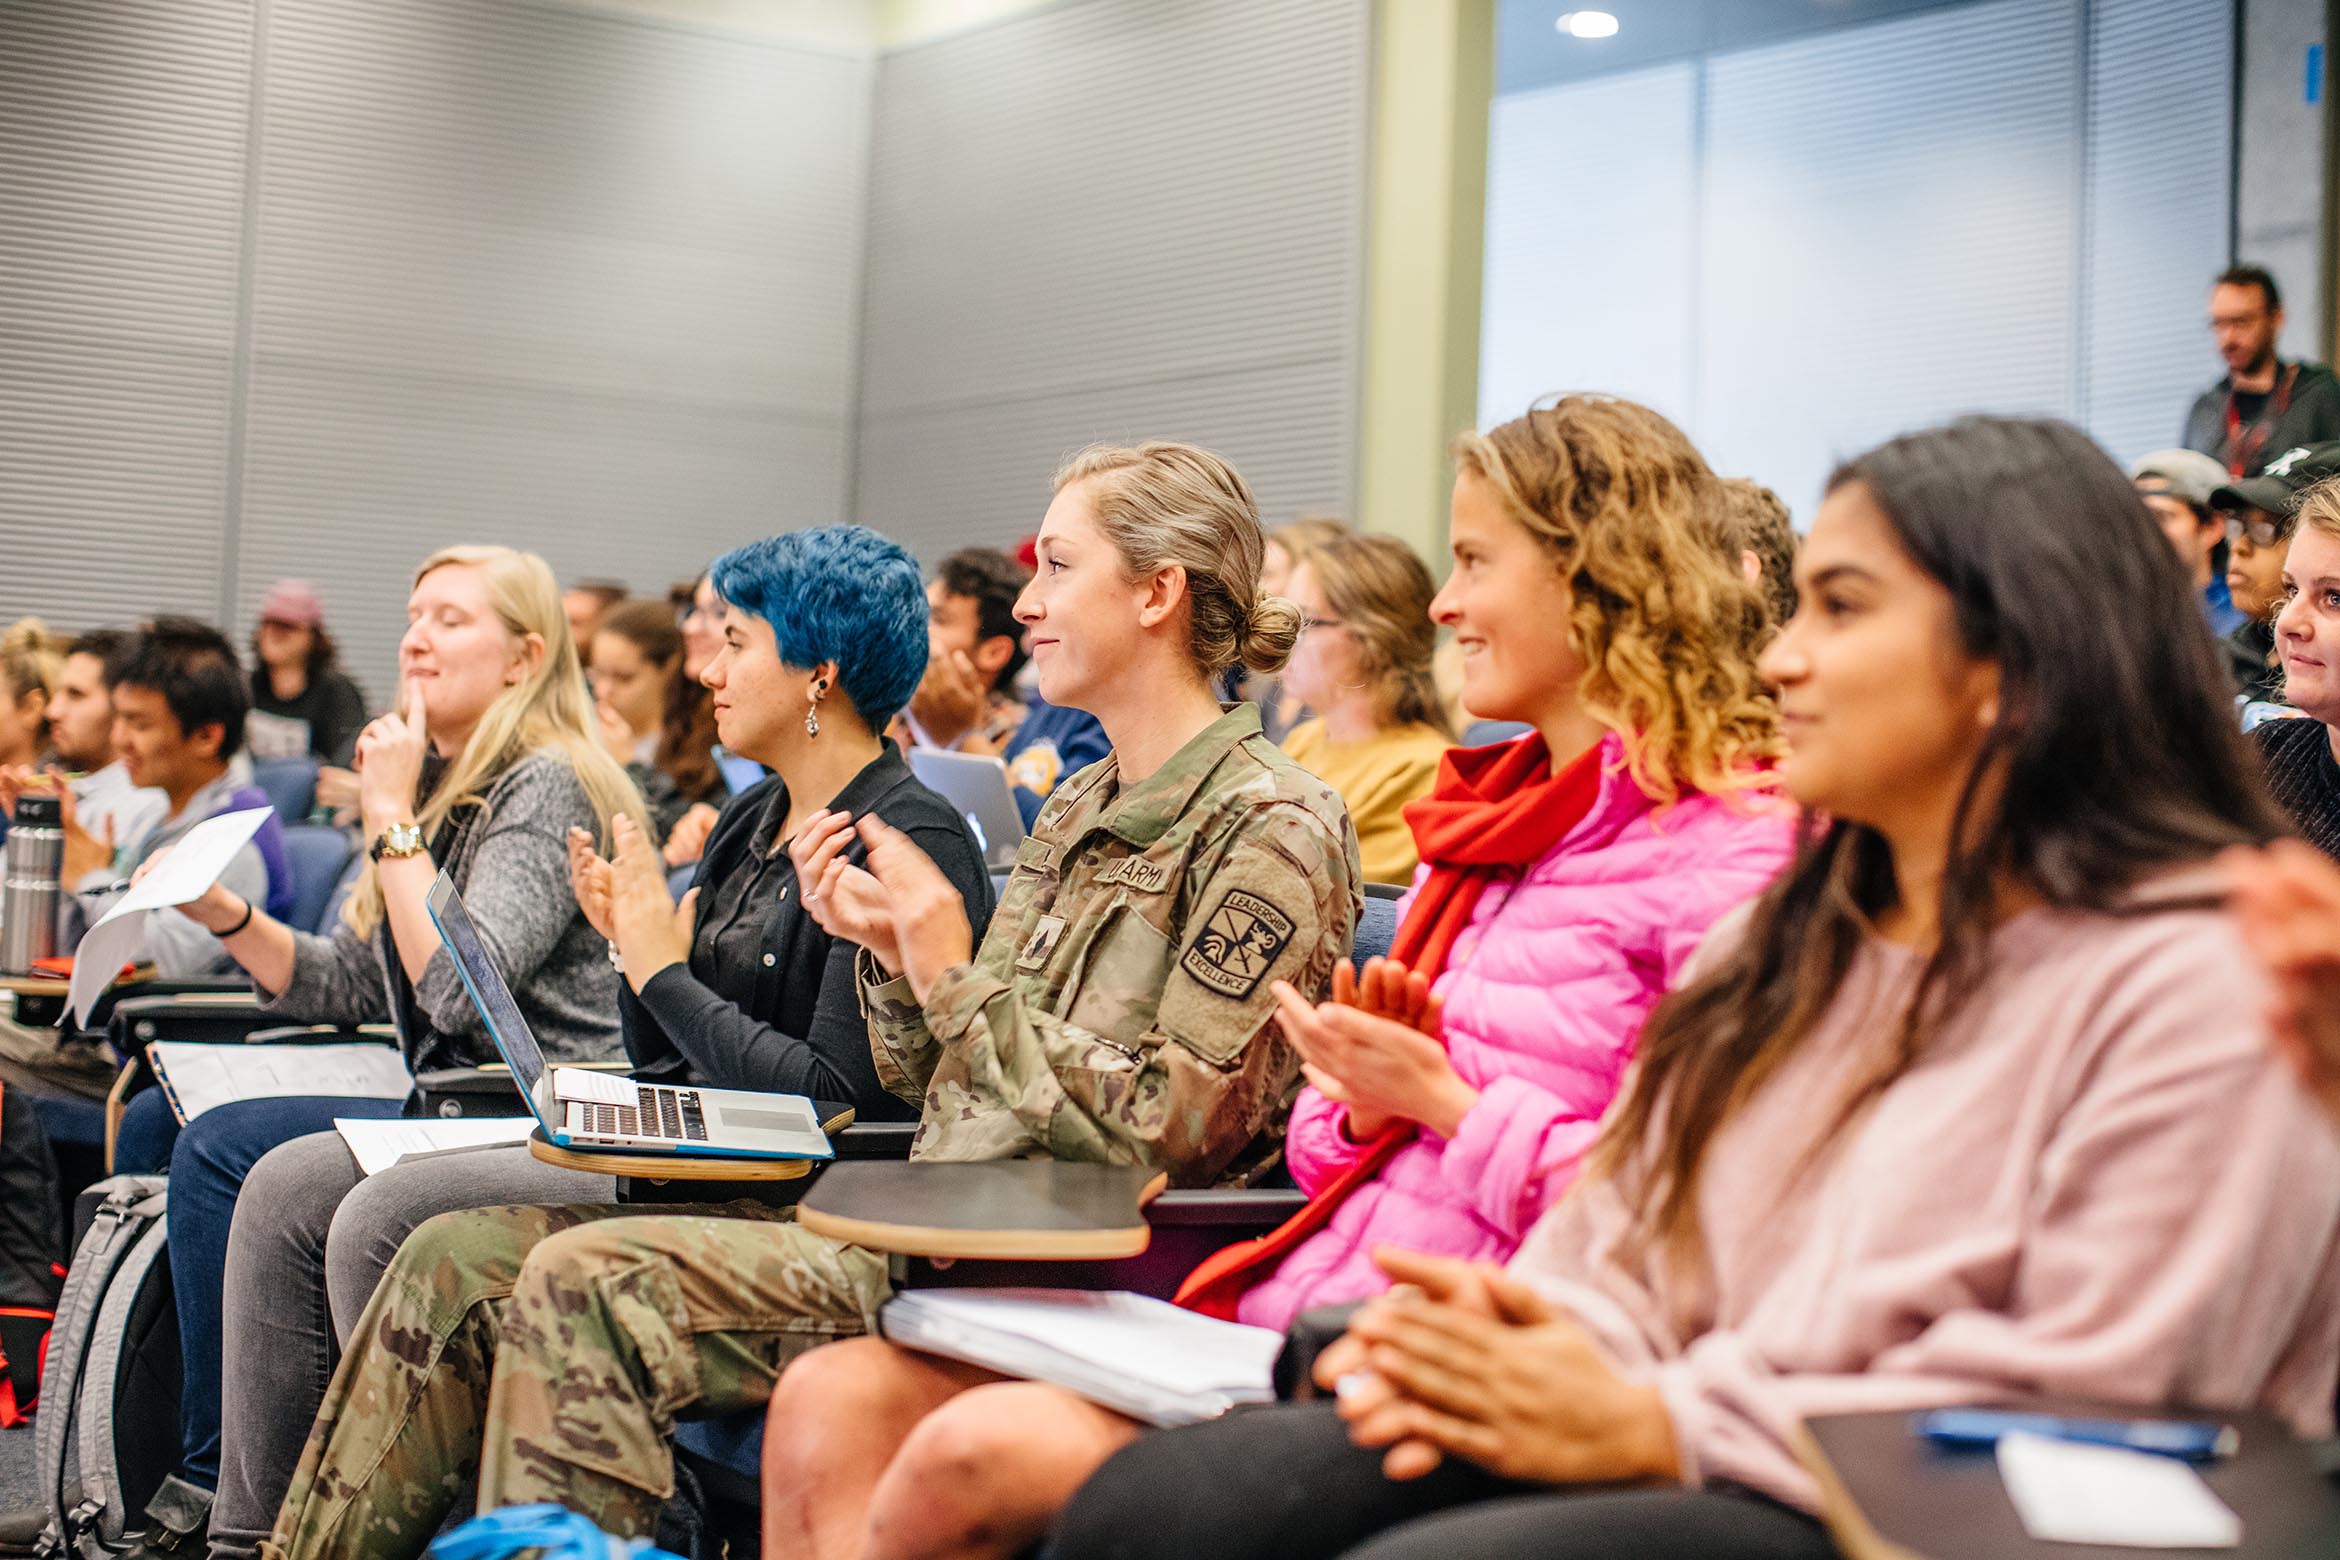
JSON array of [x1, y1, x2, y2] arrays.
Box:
[[109, 545, 646, 1555]]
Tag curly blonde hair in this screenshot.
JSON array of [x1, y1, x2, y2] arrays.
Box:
[[1450, 396, 1780, 805]]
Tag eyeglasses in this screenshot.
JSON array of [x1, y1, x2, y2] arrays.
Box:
[[2224, 514, 2289, 549]]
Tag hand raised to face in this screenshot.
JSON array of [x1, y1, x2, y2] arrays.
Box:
[[356, 680, 431, 838]]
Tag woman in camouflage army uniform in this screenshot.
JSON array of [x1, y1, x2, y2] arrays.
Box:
[[258, 441, 1360, 1560]]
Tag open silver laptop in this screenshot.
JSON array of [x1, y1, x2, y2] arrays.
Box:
[[424, 872, 833, 1162], [908, 748, 1026, 870]]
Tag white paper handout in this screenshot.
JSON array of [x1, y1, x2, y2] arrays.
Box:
[[1995, 1430, 2242, 1548], [146, 1040, 414, 1125], [879, 1288, 1283, 1428], [67, 805, 274, 1026], [333, 1116, 536, 1177]]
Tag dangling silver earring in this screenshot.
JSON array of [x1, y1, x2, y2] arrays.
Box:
[[805, 697, 820, 739]]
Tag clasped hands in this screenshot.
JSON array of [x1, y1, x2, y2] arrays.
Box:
[[787, 810, 972, 1003], [1312, 1246, 1680, 1489], [568, 815, 698, 992], [1269, 956, 1478, 1141]]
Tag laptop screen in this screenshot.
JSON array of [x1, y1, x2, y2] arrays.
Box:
[[424, 872, 549, 1113]]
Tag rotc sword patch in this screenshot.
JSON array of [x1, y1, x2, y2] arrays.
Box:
[[1181, 889, 1296, 999]]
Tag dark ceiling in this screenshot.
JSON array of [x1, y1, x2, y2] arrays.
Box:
[[1496, 0, 1991, 93]]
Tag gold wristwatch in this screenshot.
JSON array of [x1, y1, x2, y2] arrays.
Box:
[[370, 820, 426, 862]]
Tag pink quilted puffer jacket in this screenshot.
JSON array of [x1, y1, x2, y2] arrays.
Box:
[[1238, 731, 1796, 1332]]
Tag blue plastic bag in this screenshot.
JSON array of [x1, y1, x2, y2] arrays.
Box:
[[426, 1504, 685, 1560]]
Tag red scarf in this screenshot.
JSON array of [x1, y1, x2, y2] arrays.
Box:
[[1175, 732, 1603, 1318]]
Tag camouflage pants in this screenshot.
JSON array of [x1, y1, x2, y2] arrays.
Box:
[[260, 1199, 892, 1560]]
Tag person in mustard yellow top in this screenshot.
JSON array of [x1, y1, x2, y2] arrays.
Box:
[[1279, 533, 1455, 883]]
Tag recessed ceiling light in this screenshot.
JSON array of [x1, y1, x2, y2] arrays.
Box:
[[1557, 10, 1619, 38]]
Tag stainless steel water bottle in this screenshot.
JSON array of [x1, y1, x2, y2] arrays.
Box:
[[0, 793, 65, 975]]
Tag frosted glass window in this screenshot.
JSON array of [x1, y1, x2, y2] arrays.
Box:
[[1479, 0, 2234, 520], [1479, 63, 1697, 429]]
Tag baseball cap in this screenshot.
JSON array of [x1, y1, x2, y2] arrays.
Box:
[[2209, 441, 2340, 516], [2129, 449, 2228, 511], [256, 578, 325, 627]]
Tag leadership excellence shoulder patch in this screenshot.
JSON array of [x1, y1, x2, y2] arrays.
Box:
[[1181, 888, 1297, 1000]]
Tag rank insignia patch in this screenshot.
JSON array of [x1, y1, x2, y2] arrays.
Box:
[[1181, 889, 1296, 999]]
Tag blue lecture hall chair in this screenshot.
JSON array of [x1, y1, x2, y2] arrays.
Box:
[[249, 755, 320, 823], [279, 825, 356, 936], [1460, 719, 1530, 748]]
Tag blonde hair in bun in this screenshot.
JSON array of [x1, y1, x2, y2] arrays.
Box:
[[1053, 441, 1299, 679]]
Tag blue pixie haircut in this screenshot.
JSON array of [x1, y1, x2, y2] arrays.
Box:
[[709, 525, 929, 729]]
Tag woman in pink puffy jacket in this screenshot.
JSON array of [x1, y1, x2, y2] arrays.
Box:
[[756, 396, 1797, 1560]]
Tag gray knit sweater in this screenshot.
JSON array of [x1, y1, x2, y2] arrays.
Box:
[[257, 750, 625, 1074]]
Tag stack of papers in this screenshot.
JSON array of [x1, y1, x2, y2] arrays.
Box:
[[878, 1288, 1282, 1427]]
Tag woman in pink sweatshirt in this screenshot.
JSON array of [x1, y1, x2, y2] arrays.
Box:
[[1050, 416, 2340, 1560], [757, 396, 1794, 1560]]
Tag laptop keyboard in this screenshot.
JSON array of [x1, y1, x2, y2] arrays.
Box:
[[580, 1085, 708, 1143]]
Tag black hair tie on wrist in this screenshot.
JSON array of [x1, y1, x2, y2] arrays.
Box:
[[214, 897, 255, 939]]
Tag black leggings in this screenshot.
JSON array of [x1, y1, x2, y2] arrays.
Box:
[[1046, 1400, 1839, 1560]]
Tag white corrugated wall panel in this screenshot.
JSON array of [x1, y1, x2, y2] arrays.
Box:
[[234, 0, 872, 687], [2082, 0, 2235, 464], [854, 0, 1371, 561], [0, 0, 250, 631], [1694, 0, 2084, 513]]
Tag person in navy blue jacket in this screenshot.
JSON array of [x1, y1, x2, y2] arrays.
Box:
[[897, 545, 1108, 826]]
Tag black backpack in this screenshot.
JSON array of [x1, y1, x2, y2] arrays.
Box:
[[0, 1081, 66, 1427], [29, 1176, 180, 1558]]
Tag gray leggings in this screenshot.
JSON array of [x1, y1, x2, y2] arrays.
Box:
[[209, 1136, 611, 1560]]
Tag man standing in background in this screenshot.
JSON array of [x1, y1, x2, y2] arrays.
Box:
[[2184, 265, 2340, 475]]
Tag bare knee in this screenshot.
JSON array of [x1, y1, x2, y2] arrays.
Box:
[[764, 1338, 928, 1483], [872, 1385, 1139, 1560], [893, 1392, 1029, 1489]]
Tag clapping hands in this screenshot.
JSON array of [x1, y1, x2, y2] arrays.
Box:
[[2226, 839, 2340, 1128], [1269, 956, 1475, 1141], [568, 815, 696, 990], [789, 810, 971, 1002]]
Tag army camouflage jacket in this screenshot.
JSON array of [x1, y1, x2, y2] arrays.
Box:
[[862, 703, 1361, 1187]]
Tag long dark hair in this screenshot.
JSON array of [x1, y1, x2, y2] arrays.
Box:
[[596, 598, 722, 803], [247, 622, 343, 687], [1588, 417, 2285, 1262]]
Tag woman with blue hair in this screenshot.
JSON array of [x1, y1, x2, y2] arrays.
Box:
[[201, 526, 992, 1560]]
